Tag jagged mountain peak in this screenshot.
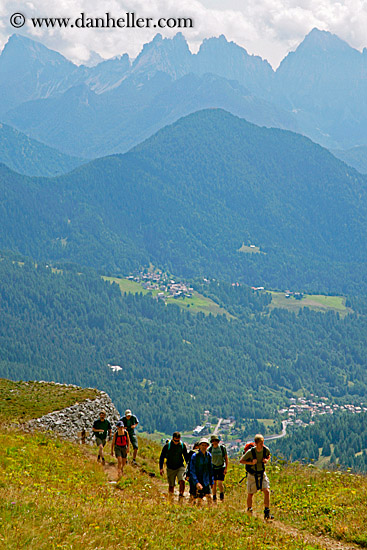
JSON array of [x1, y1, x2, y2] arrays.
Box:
[[131, 32, 192, 78], [301, 28, 352, 51], [1, 33, 75, 67], [280, 27, 360, 65]]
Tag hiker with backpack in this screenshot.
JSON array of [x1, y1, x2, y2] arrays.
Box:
[[121, 409, 139, 464], [189, 437, 214, 502], [92, 410, 112, 465], [111, 421, 130, 477], [208, 434, 228, 501], [240, 434, 274, 519], [159, 431, 189, 499]]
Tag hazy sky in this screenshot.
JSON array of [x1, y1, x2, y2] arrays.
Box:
[[1, 0, 367, 67]]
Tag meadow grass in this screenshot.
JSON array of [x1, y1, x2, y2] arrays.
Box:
[[268, 292, 352, 316], [230, 461, 367, 548], [0, 379, 99, 423], [2, 425, 367, 550], [0, 430, 315, 550]]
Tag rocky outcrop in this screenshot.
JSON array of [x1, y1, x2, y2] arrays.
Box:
[[26, 385, 120, 444]]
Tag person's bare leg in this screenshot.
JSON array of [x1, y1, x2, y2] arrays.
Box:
[[117, 456, 123, 477], [263, 488, 270, 508]]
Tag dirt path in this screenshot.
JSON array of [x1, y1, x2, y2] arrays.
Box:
[[269, 519, 361, 550]]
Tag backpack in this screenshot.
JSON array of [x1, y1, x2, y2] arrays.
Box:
[[115, 431, 128, 447], [243, 442, 270, 490], [208, 444, 226, 466], [167, 440, 184, 451]]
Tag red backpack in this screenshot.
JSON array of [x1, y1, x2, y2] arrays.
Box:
[[244, 442, 256, 454], [115, 431, 128, 447]]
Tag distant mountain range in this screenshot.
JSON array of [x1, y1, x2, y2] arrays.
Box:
[[2, 109, 367, 293], [1, 30, 367, 160]]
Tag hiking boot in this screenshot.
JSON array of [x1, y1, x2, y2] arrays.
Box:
[[102, 457, 105, 465], [132, 459, 137, 465], [219, 492, 224, 501], [264, 508, 274, 520], [97, 455, 101, 462], [212, 494, 217, 501], [247, 507, 253, 514]]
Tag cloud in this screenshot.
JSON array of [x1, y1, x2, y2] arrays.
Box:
[[0, 0, 366, 67]]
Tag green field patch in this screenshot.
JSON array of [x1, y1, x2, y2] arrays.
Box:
[[238, 243, 261, 254], [268, 291, 352, 316], [166, 291, 233, 318], [103, 276, 152, 295], [103, 277, 233, 318]]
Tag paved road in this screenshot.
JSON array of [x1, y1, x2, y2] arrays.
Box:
[[213, 417, 223, 435], [264, 420, 288, 442]]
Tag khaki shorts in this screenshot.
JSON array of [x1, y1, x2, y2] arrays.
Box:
[[247, 472, 270, 494], [167, 466, 186, 487]]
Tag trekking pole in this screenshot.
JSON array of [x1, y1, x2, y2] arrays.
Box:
[[238, 475, 246, 484]]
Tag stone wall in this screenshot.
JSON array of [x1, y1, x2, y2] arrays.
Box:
[[26, 385, 120, 444]]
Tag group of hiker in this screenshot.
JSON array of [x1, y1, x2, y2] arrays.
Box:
[[92, 410, 274, 519], [92, 409, 139, 476]]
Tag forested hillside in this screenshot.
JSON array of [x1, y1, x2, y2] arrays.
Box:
[[2, 110, 367, 294], [0, 123, 84, 177], [272, 412, 367, 473], [1, 252, 367, 434]]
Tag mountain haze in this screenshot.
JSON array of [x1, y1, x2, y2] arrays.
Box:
[[1, 109, 367, 293], [2, 29, 367, 157], [4, 72, 296, 158], [0, 122, 85, 176]]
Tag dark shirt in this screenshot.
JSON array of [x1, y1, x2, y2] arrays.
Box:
[[121, 415, 139, 435], [159, 441, 189, 470], [93, 419, 111, 440]]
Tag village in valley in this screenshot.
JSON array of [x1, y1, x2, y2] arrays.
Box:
[[278, 395, 367, 426], [185, 396, 367, 456], [127, 269, 194, 300]]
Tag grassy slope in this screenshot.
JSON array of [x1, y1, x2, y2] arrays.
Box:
[[1, 381, 367, 549], [268, 291, 352, 316], [0, 379, 99, 423]]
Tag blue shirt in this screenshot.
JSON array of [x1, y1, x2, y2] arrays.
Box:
[[190, 450, 214, 487]]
